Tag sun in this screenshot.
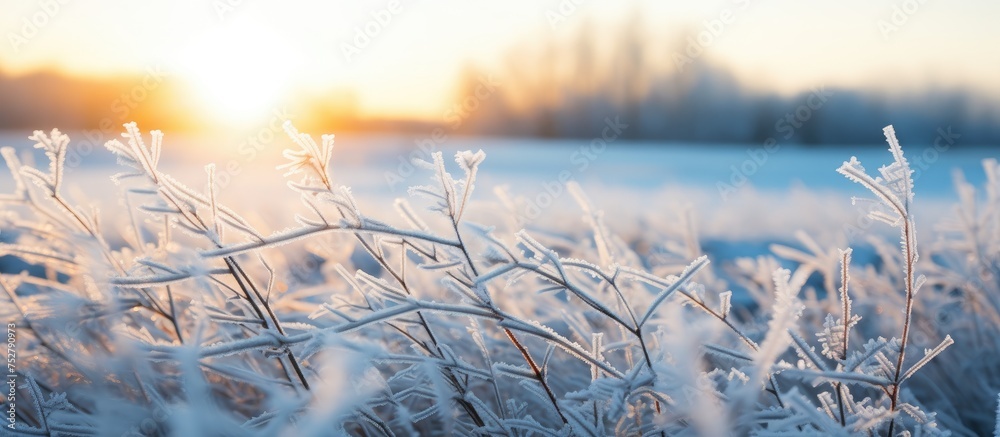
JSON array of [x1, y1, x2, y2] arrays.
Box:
[[178, 22, 301, 126]]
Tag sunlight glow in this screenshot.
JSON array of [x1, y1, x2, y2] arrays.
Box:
[[178, 22, 301, 126]]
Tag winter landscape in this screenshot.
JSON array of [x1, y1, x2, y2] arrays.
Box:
[[1, 1, 1000, 436]]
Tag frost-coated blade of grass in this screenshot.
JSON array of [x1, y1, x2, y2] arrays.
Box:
[[637, 255, 708, 327]]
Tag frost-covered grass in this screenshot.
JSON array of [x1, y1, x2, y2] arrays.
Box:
[[1, 122, 998, 436]]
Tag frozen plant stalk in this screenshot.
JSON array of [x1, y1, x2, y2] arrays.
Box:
[[836, 125, 948, 435]]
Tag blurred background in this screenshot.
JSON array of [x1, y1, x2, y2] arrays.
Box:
[[1, 0, 998, 144]]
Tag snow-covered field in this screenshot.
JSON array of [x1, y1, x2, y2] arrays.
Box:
[[2, 129, 991, 239], [1, 128, 989, 279], [0, 125, 997, 435]]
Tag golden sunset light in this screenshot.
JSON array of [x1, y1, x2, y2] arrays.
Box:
[[176, 21, 303, 125], [1, 1, 999, 131]]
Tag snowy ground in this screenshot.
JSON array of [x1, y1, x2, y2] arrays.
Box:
[[0, 129, 988, 311], [0, 129, 992, 278]]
